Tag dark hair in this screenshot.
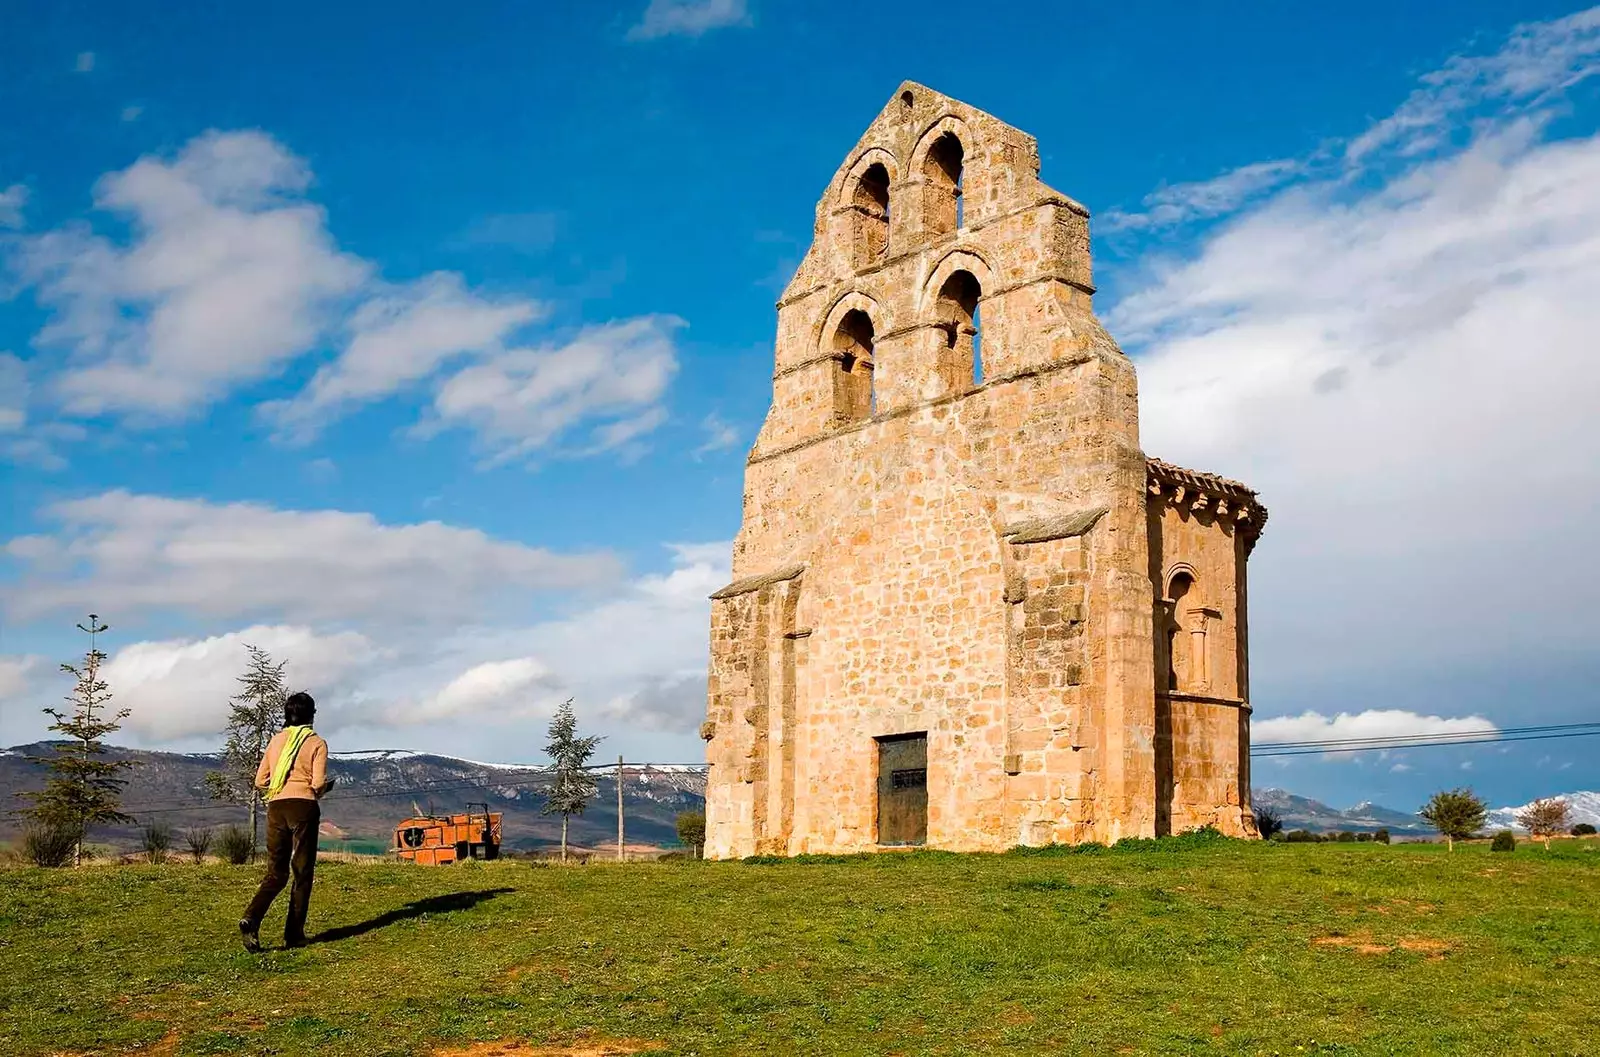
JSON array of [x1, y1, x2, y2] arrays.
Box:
[[284, 691, 316, 726]]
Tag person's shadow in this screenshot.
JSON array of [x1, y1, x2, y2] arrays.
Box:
[[310, 887, 514, 944]]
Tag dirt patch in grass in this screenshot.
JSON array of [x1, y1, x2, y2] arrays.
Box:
[[431, 1039, 664, 1056], [1313, 935, 1391, 955], [1314, 933, 1452, 958]]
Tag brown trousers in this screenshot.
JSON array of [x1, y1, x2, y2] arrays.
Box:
[[243, 798, 320, 942]]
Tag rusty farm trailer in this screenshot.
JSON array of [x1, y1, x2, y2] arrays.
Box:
[[394, 803, 502, 865]]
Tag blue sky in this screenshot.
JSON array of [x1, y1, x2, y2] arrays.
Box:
[[2, 1, 1598, 814]]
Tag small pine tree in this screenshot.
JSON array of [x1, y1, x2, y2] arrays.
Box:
[[19, 615, 135, 866], [1419, 787, 1488, 851], [1516, 798, 1571, 851], [203, 644, 287, 859], [541, 699, 603, 862]]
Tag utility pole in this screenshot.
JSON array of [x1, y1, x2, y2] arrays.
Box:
[[616, 754, 624, 862]]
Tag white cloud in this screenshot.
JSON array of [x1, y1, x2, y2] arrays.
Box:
[[1102, 158, 1304, 232], [263, 271, 543, 441], [0, 184, 27, 229], [4, 491, 622, 626], [3, 539, 727, 758], [1346, 7, 1600, 164], [694, 412, 740, 457], [74, 52, 94, 73], [1114, 12, 1600, 691], [8, 132, 682, 465], [121, 106, 143, 123], [422, 315, 681, 464], [13, 131, 368, 420], [391, 657, 565, 726], [627, 0, 750, 41], [0, 353, 26, 433], [341, 540, 728, 750], [1255, 710, 1497, 745], [102, 625, 379, 741], [0, 654, 44, 703]]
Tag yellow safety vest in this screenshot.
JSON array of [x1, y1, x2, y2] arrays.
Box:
[[267, 726, 314, 800]]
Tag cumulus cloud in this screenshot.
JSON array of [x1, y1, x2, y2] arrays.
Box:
[[12, 130, 368, 419], [0, 184, 27, 228], [3, 491, 622, 626], [7, 131, 683, 463], [1254, 710, 1497, 746], [1113, 10, 1600, 701], [263, 272, 543, 441], [0, 539, 729, 758], [421, 315, 682, 464], [102, 625, 379, 741], [331, 540, 729, 754], [627, 0, 750, 41]]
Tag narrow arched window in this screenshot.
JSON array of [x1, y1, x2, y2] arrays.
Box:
[[1165, 571, 1194, 691], [936, 270, 981, 391], [832, 309, 875, 423], [922, 133, 963, 236], [850, 163, 890, 268]]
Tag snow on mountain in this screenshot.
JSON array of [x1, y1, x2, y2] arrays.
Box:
[[1488, 791, 1600, 831]]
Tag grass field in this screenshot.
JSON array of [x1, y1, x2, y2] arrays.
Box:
[[2, 834, 1596, 1056]]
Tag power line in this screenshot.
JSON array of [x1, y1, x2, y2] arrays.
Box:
[[1252, 727, 1600, 758], [1254, 721, 1600, 750]]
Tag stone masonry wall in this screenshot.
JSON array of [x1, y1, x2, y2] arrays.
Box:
[[704, 83, 1263, 859]]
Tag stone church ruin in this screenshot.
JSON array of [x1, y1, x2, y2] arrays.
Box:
[[702, 83, 1267, 858]]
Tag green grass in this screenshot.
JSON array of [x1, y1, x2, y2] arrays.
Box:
[[1, 838, 1596, 1055]]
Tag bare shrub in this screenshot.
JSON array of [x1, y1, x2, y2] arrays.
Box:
[[184, 827, 214, 864]]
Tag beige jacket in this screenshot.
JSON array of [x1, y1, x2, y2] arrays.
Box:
[[253, 729, 330, 802]]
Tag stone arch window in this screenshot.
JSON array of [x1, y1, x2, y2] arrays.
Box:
[[936, 269, 982, 389], [1164, 569, 1195, 691], [849, 163, 891, 268], [832, 308, 875, 423], [922, 132, 964, 236]]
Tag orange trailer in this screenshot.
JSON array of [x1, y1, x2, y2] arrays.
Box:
[[394, 802, 502, 865]]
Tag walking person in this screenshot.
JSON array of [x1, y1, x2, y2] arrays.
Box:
[[239, 691, 333, 951]]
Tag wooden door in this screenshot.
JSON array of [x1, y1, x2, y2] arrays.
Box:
[[876, 733, 928, 846]]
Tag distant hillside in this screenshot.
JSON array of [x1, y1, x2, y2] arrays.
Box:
[[1488, 791, 1600, 831], [1, 743, 706, 853], [11, 742, 1590, 850], [1250, 788, 1433, 835]]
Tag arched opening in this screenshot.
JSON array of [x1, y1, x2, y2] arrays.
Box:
[[936, 270, 982, 391], [1165, 571, 1194, 691], [832, 308, 875, 423], [850, 163, 890, 267], [922, 132, 964, 236]]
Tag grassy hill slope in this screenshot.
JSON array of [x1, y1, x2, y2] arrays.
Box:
[[2, 836, 1596, 1055]]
